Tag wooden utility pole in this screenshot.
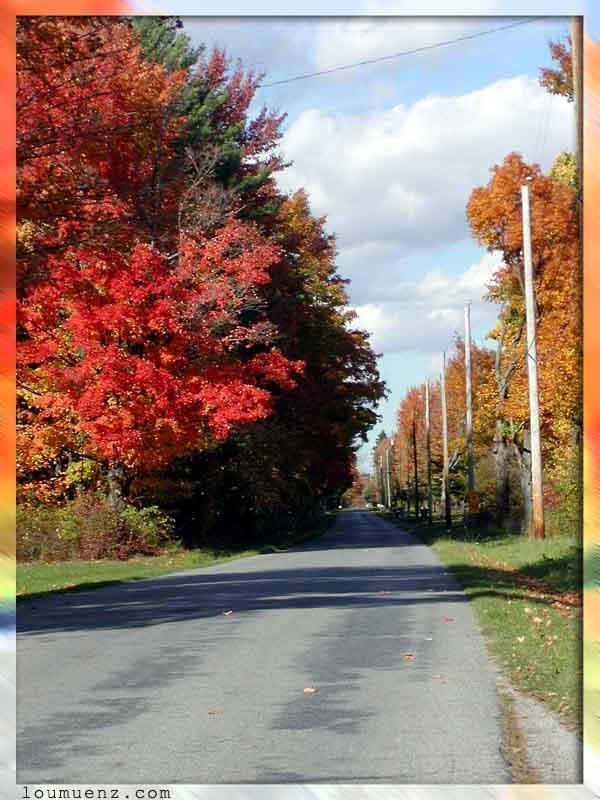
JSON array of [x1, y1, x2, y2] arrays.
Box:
[[572, 16, 583, 202], [441, 352, 452, 529], [425, 381, 433, 524], [521, 180, 545, 539], [412, 413, 419, 520], [464, 302, 475, 513]]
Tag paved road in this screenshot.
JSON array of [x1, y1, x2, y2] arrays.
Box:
[[18, 511, 510, 784]]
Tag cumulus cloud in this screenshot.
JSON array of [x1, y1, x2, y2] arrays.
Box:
[[278, 75, 573, 256], [351, 251, 503, 353]]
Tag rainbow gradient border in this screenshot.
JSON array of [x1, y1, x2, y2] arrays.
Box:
[[3, 3, 599, 798]]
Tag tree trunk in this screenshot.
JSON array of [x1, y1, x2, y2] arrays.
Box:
[[513, 431, 533, 536], [107, 464, 127, 508], [493, 420, 510, 528]]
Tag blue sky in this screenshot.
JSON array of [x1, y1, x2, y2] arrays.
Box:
[[133, 4, 585, 471]]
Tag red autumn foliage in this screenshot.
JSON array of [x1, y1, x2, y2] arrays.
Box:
[[19, 218, 303, 472]]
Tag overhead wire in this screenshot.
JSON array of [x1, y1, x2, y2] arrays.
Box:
[[258, 18, 548, 89]]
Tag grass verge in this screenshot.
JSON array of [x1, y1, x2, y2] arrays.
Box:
[[17, 513, 336, 601], [388, 514, 582, 730]]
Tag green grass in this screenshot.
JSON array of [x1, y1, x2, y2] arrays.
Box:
[[390, 515, 582, 729], [17, 513, 336, 601]]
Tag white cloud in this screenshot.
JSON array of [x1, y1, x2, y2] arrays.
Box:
[[351, 251, 502, 354], [310, 16, 493, 73], [278, 75, 573, 260]]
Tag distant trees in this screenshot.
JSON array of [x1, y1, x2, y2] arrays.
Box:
[[392, 342, 493, 520]]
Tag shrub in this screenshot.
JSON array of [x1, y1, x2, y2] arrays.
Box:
[[17, 506, 79, 562], [17, 494, 175, 562]]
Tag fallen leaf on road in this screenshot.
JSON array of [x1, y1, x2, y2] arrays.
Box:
[[303, 687, 317, 694], [208, 709, 223, 715], [222, 610, 233, 616], [402, 653, 416, 662]]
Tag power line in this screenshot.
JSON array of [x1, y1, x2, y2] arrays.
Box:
[[258, 18, 546, 89]]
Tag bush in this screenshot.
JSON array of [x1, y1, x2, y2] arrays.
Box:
[[17, 494, 175, 562]]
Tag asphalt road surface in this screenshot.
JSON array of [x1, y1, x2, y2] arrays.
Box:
[[18, 511, 511, 784]]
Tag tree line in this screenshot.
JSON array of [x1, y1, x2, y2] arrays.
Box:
[[16, 16, 385, 556]]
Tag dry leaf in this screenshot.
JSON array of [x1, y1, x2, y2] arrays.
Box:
[[532, 616, 543, 624], [303, 687, 317, 694], [208, 709, 223, 715], [403, 653, 416, 662]]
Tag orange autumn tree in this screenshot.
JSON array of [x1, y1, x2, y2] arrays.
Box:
[[539, 35, 573, 101], [392, 339, 493, 520], [444, 339, 496, 508], [467, 152, 580, 534], [341, 459, 368, 508], [395, 386, 428, 515], [372, 431, 392, 506]]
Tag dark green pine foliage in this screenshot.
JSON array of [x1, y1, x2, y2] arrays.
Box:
[[132, 16, 285, 220]]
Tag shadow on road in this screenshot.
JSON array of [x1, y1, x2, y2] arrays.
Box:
[[18, 562, 467, 636]]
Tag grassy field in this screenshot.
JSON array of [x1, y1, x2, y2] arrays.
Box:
[[389, 514, 582, 730], [17, 513, 336, 600]]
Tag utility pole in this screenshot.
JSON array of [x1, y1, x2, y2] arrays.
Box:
[[572, 16, 583, 202], [464, 302, 475, 517], [441, 352, 452, 529], [385, 441, 392, 509], [412, 413, 419, 520], [425, 381, 433, 524], [521, 179, 545, 539]]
